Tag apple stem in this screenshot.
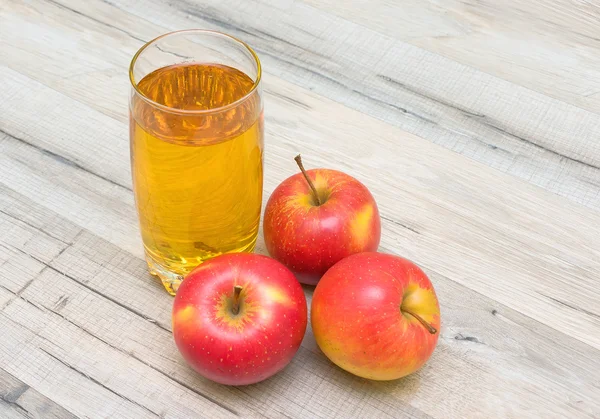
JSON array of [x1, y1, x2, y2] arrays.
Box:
[[294, 154, 321, 206], [232, 285, 243, 315], [403, 309, 437, 334]]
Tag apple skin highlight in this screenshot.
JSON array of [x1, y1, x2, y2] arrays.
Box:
[[311, 252, 440, 381]]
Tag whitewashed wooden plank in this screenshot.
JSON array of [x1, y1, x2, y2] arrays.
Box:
[[302, 0, 600, 112], [0, 299, 238, 418], [0, 313, 161, 418], [0, 213, 69, 266], [2, 0, 600, 209], [0, 185, 73, 296], [0, 65, 131, 191], [0, 0, 154, 124], [0, 187, 81, 247], [0, 125, 140, 258], [0, 368, 77, 419], [0, 368, 36, 419], [0, 403, 28, 419]]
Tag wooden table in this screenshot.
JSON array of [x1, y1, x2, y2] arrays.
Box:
[[1, 0, 600, 417]]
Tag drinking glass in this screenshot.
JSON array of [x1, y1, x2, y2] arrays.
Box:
[[129, 30, 263, 295]]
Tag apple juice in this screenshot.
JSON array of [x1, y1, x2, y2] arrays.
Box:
[[130, 63, 264, 294]]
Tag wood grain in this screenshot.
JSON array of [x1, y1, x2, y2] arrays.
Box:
[[0, 368, 77, 419], [303, 0, 600, 112], [1, 0, 600, 417], [3, 0, 600, 209]]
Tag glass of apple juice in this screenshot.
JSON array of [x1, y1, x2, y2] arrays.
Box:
[[129, 30, 264, 295]]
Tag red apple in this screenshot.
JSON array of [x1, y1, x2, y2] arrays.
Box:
[[311, 252, 440, 380], [263, 155, 381, 285], [172, 253, 307, 385]]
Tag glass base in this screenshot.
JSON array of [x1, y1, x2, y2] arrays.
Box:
[[146, 255, 186, 296]]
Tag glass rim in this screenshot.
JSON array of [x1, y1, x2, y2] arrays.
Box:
[[129, 29, 262, 115]]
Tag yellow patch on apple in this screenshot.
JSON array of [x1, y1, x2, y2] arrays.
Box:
[[262, 286, 293, 307], [350, 204, 374, 249]]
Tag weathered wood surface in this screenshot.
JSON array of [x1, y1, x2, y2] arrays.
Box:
[[1, 0, 600, 418], [7, 0, 598, 210]]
